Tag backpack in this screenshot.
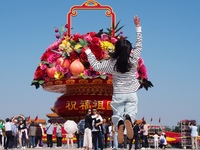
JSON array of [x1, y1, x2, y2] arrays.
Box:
[[160, 138, 165, 144]]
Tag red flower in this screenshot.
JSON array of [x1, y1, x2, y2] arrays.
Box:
[[69, 51, 79, 63], [87, 32, 97, 37], [91, 37, 100, 45], [72, 33, 83, 42], [40, 51, 52, 61], [34, 66, 45, 80], [44, 77, 50, 82], [80, 49, 88, 63], [89, 45, 105, 61]]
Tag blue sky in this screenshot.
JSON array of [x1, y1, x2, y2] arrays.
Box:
[[0, 0, 200, 127]]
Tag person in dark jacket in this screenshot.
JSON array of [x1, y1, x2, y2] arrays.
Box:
[[129, 120, 140, 150], [28, 121, 37, 148], [36, 124, 43, 147], [83, 109, 93, 150]]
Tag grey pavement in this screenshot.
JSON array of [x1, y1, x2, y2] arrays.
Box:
[[0, 143, 190, 150], [0, 146, 187, 150], [0, 146, 186, 150]]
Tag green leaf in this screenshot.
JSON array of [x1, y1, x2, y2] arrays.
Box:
[[38, 80, 45, 85], [81, 75, 92, 79], [106, 28, 112, 32], [115, 25, 125, 33], [70, 40, 76, 47], [79, 38, 88, 47], [61, 26, 65, 33], [40, 61, 50, 65], [94, 75, 100, 78], [31, 80, 38, 83], [116, 33, 120, 37], [51, 50, 62, 55], [114, 20, 121, 30], [63, 53, 69, 58], [99, 75, 107, 79], [48, 63, 54, 68], [76, 49, 82, 53]]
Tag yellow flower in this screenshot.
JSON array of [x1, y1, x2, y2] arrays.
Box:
[[100, 41, 115, 52], [59, 43, 65, 50], [54, 71, 64, 79], [80, 73, 84, 77], [64, 47, 72, 53], [66, 42, 71, 47], [62, 40, 67, 45], [74, 43, 82, 51], [59, 41, 72, 53]]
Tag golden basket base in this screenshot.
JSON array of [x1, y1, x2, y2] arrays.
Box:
[[42, 78, 113, 96]]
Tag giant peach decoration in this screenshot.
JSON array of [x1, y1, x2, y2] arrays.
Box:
[[69, 59, 85, 76], [56, 57, 70, 69], [46, 66, 57, 78]]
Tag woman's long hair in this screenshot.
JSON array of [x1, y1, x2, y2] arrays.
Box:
[[111, 38, 133, 73]]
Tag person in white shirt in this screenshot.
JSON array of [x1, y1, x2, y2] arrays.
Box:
[[4, 118, 12, 149], [188, 122, 198, 149], [159, 133, 167, 149], [46, 120, 54, 148], [153, 131, 159, 149], [140, 121, 149, 148]]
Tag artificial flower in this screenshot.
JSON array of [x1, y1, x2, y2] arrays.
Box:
[[34, 66, 46, 80], [100, 41, 115, 52], [54, 71, 64, 79]]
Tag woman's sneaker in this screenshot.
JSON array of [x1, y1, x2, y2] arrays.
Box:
[[124, 114, 134, 139], [117, 120, 124, 144]]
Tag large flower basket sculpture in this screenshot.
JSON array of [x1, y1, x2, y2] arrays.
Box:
[[31, 0, 153, 122]]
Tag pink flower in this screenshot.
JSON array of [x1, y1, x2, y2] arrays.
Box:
[[110, 37, 118, 43], [139, 65, 148, 79], [46, 39, 62, 51], [83, 69, 90, 76], [40, 64, 47, 70], [56, 65, 69, 74], [101, 34, 109, 41], [83, 34, 92, 42], [47, 53, 61, 64], [136, 70, 139, 78], [138, 58, 144, 66]]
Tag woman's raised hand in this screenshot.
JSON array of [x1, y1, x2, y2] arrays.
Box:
[[134, 16, 140, 27]]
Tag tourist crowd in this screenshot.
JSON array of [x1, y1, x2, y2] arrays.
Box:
[[0, 113, 165, 150], [2, 112, 198, 150]]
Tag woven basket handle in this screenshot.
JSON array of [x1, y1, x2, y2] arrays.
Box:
[[67, 0, 116, 36]]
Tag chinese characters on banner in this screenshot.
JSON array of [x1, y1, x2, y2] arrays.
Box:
[[65, 99, 112, 115]]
